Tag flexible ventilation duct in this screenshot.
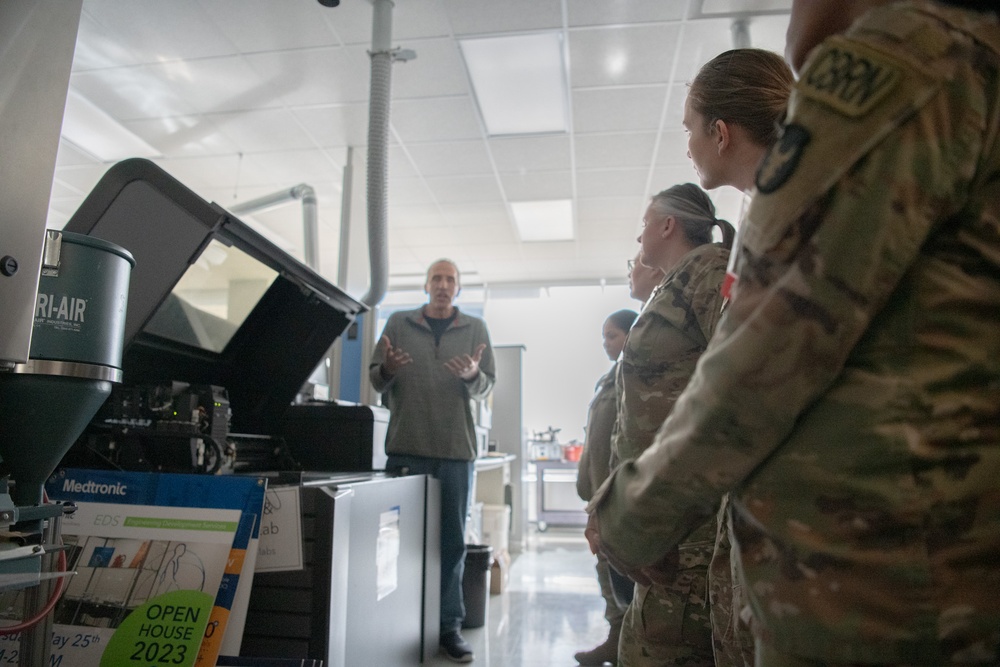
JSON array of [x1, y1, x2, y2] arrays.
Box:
[[361, 0, 394, 307]]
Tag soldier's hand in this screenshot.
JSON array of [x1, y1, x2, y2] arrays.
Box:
[[444, 343, 486, 380], [587, 511, 677, 587], [583, 511, 642, 583], [380, 336, 412, 376]]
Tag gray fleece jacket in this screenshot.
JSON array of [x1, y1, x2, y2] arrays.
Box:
[[369, 306, 496, 461]]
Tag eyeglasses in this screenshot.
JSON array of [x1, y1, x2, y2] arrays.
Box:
[[627, 259, 635, 273]]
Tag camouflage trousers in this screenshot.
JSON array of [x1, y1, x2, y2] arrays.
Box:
[[596, 551, 627, 627], [709, 495, 755, 667], [618, 548, 715, 667]]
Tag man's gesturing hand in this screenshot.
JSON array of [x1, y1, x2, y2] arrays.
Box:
[[380, 336, 412, 376], [444, 343, 486, 380]]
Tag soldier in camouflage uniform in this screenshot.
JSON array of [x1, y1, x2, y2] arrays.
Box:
[[612, 183, 735, 666], [683, 48, 793, 667], [576, 308, 638, 666], [588, 1, 1000, 665]]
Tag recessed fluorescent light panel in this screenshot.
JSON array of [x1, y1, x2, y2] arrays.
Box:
[[459, 32, 569, 136], [511, 199, 573, 242], [61, 88, 161, 162]]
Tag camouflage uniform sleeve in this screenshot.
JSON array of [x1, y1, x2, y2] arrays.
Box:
[[591, 17, 983, 567]]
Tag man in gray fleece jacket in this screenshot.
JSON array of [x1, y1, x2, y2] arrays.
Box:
[[369, 258, 495, 663]]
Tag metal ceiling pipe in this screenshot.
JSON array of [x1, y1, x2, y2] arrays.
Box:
[[361, 0, 395, 307], [731, 18, 752, 49], [230, 184, 319, 270]]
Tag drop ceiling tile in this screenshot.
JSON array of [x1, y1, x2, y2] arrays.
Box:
[[315, 0, 375, 45], [406, 140, 494, 178], [700, 0, 793, 15], [388, 203, 447, 228], [121, 116, 240, 157], [293, 104, 371, 148], [323, 147, 350, 167], [70, 69, 197, 121], [209, 108, 318, 152], [576, 196, 646, 223], [569, 24, 681, 88], [384, 39, 472, 100], [49, 180, 83, 200], [649, 165, 703, 195], [200, 0, 339, 52], [388, 146, 421, 180], [577, 217, 642, 244], [55, 140, 102, 168], [575, 239, 644, 266], [408, 245, 468, 266], [152, 56, 281, 115], [319, 0, 452, 46], [51, 164, 112, 195], [739, 14, 791, 53], [655, 130, 694, 167], [443, 0, 562, 36], [489, 135, 571, 173], [676, 16, 789, 84], [572, 86, 667, 134], [577, 168, 648, 198], [251, 208, 307, 249], [659, 83, 693, 132], [73, 12, 144, 70], [500, 171, 573, 201], [519, 242, 578, 262], [154, 155, 243, 192], [80, 0, 239, 62], [425, 175, 503, 204], [391, 97, 483, 143], [46, 201, 82, 230], [568, 0, 687, 26], [440, 203, 511, 228], [452, 224, 518, 246], [574, 132, 656, 170], [237, 150, 342, 188], [243, 48, 370, 107], [385, 250, 426, 279], [387, 178, 437, 206]]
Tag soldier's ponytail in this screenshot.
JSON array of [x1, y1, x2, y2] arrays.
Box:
[[648, 183, 735, 250]]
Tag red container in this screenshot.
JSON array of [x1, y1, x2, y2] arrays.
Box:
[[562, 443, 582, 462]]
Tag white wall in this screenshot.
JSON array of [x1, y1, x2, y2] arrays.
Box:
[[484, 284, 639, 444]]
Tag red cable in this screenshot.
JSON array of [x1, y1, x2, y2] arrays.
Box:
[[0, 548, 68, 636], [0, 489, 70, 636]]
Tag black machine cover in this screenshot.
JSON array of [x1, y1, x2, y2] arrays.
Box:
[[64, 158, 366, 435]]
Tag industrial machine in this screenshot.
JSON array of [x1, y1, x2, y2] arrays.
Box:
[[56, 158, 369, 477], [0, 3, 137, 664], [0, 231, 134, 660]]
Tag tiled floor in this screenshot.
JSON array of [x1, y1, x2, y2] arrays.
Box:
[[425, 527, 612, 667]]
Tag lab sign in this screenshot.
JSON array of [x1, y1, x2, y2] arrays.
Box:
[[255, 485, 304, 572]]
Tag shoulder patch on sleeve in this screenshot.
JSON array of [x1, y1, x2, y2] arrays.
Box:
[[755, 124, 811, 194], [798, 37, 902, 118]]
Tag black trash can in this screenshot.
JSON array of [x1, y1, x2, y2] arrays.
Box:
[[462, 544, 493, 629]]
